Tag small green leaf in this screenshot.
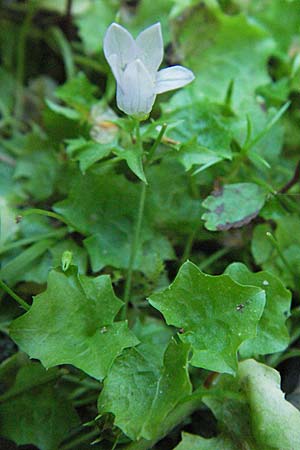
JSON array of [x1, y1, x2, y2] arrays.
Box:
[[75, 0, 119, 54], [45, 99, 81, 120], [225, 263, 291, 356], [202, 183, 267, 231], [13, 133, 59, 201], [98, 339, 191, 440], [55, 72, 97, 110], [147, 160, 202, 234], [65, 137, 112, 173], [10, 267, 138, 380], [113, 146, 147, 183], [149, 261, 265, 374], [161, 100, 234, 161], [54, 171, 174, 276], [239, 0, 300, 53], [0, 362, 79, 450], [176, 141, 226, 174], [172, 3, 275, 110]]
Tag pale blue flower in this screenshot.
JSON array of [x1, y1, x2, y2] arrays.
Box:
[[103, 22, 195, 119]]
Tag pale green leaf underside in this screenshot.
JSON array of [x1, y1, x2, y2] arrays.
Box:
[[238, 359, 300, 449], [202, 183, 267, 231]]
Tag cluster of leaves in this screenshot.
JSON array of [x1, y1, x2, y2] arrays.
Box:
[[0, 0, 300, 449]]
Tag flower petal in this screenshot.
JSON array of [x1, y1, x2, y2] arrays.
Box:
[[136, 23, 163, 76], [106, 54, 123, 85], [116, 59, 156, 118], [155, 66, 195, 94], [103, 23, 136, 69]]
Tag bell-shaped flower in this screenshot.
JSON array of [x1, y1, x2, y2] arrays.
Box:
[[103, 22, 195, 119]]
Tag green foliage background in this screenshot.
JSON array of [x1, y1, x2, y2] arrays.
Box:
[[0, 0, 300, 449]]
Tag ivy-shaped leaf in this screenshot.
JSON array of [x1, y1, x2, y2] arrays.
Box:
[[10, 267, 138, 380], [0, 362, 79, 450], [149, 261, 265, 375], [172, 2, 275, 110], [225, 263, 291, 357], [98, 339, 191, 441], [54, 171, 174, 276], [65, 137, 113, 173]]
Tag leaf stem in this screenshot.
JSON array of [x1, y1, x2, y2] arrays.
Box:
[[147, 123, 167, 164], [245, 101, 290, 152], [198, 247, 231, 271], [0, 228, 67, 256], [123, 181, 147, 315], [266, 232, 295, 279], [14, 0, 36, 124], [0, 278, 29, 311], [59, 429, 100, 450], [62, 374, 100, 390], [122, 121, 167, 316], [19, 208, 72, 227], [122, 121, 146, 315], [73, 393, 99, 407], [180, 223, 200, 264], [73, 54, 106, 73], [51, 26, 75, 80]]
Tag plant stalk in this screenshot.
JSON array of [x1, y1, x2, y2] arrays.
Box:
[[123, 181, 147, 315], [0, 279, 30, 311]]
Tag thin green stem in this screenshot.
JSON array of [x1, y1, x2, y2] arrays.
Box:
[[111, 432, 121, 450], [198, 247, 231, 271], [73, 393, 99, 407], [122, 121, 145, 316], [20, 208, 72, 227], [14, 0, 36, 124], [122, 121, 167, 317], [62, 374, 100, 390], [123, 181, 147, 315], [0, 279, 29, 311], [0, 228, 67, 255], [180, 223, 200, 264], [180, 172, 201, 264], [59, 429, 100, 450], [147, 123, 167, 164], [68, 386, 90, 400], [73, 54, 106, 73], [245, 101, 290, 152], [51, 26, 75, 80], [266, 232, 296, 279]]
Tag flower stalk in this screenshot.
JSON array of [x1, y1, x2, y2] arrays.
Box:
[[122, 121, 168, 317]]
